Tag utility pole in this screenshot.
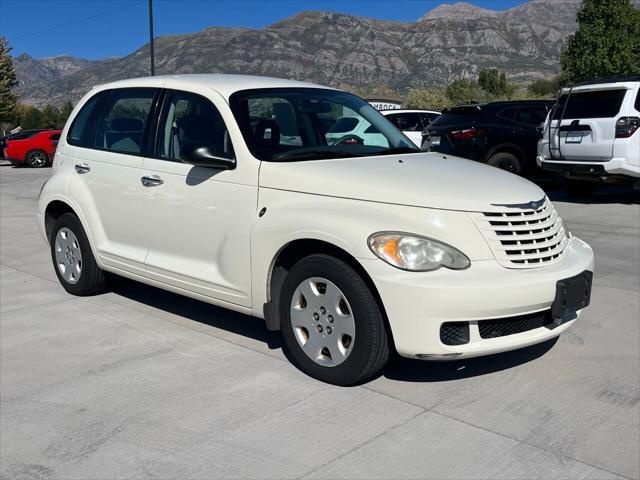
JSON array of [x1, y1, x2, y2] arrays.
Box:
[[148, 0, 155, 76]]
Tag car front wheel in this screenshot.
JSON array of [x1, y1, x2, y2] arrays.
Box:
[[279, 254, 390, 386], [50, 213, 107, 295]]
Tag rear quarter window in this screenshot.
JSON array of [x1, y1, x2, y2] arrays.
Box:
[[635, 89, 640, 112]]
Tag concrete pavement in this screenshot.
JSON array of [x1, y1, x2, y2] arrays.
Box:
[[1, 161, 638, 479]]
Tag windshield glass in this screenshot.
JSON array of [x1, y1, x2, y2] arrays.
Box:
[[229, 88, 418, 161]]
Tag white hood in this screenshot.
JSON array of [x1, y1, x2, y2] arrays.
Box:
[[259, 152, 546, 213]]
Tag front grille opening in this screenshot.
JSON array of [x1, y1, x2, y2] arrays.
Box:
[[479, 311, 555, 339], [479, 198, 568, 268], [440, 322, 470, 345]]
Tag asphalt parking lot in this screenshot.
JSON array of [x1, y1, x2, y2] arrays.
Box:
[[1, 160, 638, 480]]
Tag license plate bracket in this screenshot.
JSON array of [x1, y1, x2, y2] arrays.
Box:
[[565, 132, 583, 144], [551, 270, 593, 320]]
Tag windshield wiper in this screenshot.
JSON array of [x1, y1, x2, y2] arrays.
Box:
[[372, 146, 421, 156], [273, 150, 359, 161]]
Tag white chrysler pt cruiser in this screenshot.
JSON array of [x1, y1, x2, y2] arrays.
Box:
[[38, 75, 594, 385]]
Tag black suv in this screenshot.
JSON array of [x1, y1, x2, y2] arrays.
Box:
[[422, 100, 554, 175]]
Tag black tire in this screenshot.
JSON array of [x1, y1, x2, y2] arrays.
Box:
[[279, 254, 390, 386], [566, 179, 598, 197], [25, 149, 49, 168], [50, 213, 107, 296], [486, 151, 522, 175]]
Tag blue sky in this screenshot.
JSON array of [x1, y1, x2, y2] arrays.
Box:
[[1, 0, 527, 60]]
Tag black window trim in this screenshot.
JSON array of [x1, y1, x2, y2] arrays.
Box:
[[151, 88, 235, 162], [635, 88, 640, 113], [67, 87, 161, 158]]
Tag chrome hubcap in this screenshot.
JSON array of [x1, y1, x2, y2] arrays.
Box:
[[54, 228, 82, 284], [290, 277, 355, 367]]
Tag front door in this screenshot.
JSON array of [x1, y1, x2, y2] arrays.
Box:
[[141, 88, 256, 308]]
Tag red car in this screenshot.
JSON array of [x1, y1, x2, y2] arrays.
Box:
[[4, 129, 61, 168]]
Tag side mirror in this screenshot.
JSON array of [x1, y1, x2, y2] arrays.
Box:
[[180, 142, 236, 170]]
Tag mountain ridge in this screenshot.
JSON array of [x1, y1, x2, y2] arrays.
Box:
[[12, 0, 637, 107]]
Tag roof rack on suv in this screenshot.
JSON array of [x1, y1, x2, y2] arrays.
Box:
[[573, 75, 640, 87]]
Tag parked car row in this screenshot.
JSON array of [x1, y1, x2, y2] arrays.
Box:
[[38, 74, 595, 385], [420, 77, 640, 193]]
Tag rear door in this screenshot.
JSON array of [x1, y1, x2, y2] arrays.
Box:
[[550, 88, 627, 161], [66, 87, 159, 274]]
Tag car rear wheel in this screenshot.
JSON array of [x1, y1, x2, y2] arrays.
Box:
[[50, 213, 107, 296], [487, 152, 522, 174], [279, 254, 390, 386], [25, 149, 49, 168]]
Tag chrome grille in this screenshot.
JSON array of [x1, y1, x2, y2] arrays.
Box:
[[471, 198, 569, 269]]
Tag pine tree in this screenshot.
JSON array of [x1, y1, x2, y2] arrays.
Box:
[[0, 36, 18, 124], [561, 0, 640, 83]]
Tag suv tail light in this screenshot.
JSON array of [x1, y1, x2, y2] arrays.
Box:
[[450, 127, 487, 140], [615, 117, 640, 138]]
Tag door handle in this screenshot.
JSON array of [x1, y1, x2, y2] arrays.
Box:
[[141, 175, 164, 187], [74, 163, 90, 174]]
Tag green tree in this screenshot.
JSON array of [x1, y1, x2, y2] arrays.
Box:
[[41, 104, 60, 128], [58, 101, 74, 127], [403, 88, 450, 111], [528, 76, 564, 97], [20, 105, 44, 129], [0, 36, 18, 125], [478, 68, 518, 98], [561, 0, 640, 83], [445, 78, 486, 105]]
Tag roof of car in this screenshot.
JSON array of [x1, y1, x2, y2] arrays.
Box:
[[93, 74, 334, 100], [380, 109, 441, 115], [560, 79, 640, 94]]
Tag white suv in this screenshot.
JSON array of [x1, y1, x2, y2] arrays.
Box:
[[381, 109, 440, 147], [537, 78, 640, 193], [39, 75, 594, 385]]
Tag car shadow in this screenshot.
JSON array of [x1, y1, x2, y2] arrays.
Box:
[[533, 177, 639, 205], [109, 276, 283, 350], [380, 337, 558, 383], [109, 275, 559, 383]]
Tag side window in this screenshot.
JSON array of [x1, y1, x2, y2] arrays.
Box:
[[635, 89, 640, 113], [157, 90, 234, 161], [419, 113, 438, 127], [328, 117, 359, 133], [388, 113, 422, 131], [92, 88, 156, 154], [497, 107, 517, 121], [515, 107, 547, 125], [68, 93, 106, 147], [49, 133, 61, 141]]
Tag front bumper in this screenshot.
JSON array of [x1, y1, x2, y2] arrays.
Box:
[[537, 156, 640, 179], [362, 236, 594, 359]]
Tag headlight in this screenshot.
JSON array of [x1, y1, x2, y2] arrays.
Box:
[[368, 232, 470, 272]]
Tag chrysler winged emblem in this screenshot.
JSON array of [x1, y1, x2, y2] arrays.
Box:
[[492, 196, 546, 210]]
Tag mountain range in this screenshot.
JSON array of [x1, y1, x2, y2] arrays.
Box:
[[12, 0, 638, 107]]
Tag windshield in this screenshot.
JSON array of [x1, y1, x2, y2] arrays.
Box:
[[229, 88, 418, 161]]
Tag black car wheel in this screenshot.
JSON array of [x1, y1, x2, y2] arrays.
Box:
[[487, 152, 522, 175], [25, 149, 49, 168]]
